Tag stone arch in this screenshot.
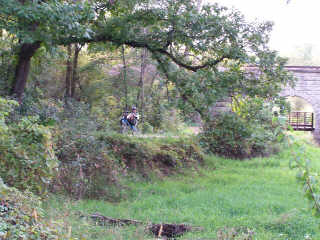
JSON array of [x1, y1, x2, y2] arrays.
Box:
[[246, 66, 320, 140], [280, 92, 320, 138], [281, 93, 316, 111]]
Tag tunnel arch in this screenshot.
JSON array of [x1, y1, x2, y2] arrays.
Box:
[[281, 94, 316, 113], [244, 66, 320, 139], [280, 77, 320, 138], [280, 93, 318, 127], [279, 66, 320, 139]]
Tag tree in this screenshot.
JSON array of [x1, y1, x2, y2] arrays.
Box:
[[65, 45, 72, 98], [0, 0, 293, 119], [0, 0, 94, 100]]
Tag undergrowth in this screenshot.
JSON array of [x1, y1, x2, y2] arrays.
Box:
[[54, 133, 204, 200], [43, 132, 320, 240]]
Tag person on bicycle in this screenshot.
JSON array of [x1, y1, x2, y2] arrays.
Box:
[[121, 106, 139, 132]]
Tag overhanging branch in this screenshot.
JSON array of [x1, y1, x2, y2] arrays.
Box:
[[64, 32, 230, 73], [152, 53, 207, 119]]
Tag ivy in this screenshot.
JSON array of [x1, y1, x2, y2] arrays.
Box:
[[0, 97, 58, 195], [0, 178, 64, 239]]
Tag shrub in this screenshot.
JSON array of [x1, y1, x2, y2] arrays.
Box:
[[160, 108, 187, 134], [0, 178, 61, 239], [200, 113, 253, 158], [200, 110, 287, 159], [140, 121, 154, 133], [0, 97, 58, 195], [53, 133, 204, 200], [8, 89, 62, 126]]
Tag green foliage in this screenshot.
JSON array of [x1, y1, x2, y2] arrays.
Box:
[[1, 0, 294, 118], [200, 97, 288, 159], [53, 133, 204, 200], [290, 142, 320, 218], [144, 93, 164, 131], [0, 32, 16, 96], [200, 113, 253, 158], [67, 138, 320, 239], [91, 95, 122, 131], [140, 121, 154, 134], [11, 90, 62, 126], [0, 97, 58, 195], [160, 108, 187, 134], [232, 97, 269, 122], [0, 178, 62, 240], [43, 195, 114, 240], [0, 0, 95, 44], [0, 97, 18, 124]]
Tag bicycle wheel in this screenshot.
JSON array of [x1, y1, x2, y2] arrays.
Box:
[[120, 122, 129, 134]]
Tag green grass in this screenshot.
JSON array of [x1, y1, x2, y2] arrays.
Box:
[[45, 132, 320, 239]]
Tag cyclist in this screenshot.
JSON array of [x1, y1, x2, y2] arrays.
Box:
[[120, 106, 139, 132]]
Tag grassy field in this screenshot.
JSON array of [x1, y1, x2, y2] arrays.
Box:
[[45, 132, 320, 240]]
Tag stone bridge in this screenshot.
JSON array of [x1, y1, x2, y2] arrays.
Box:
[[280, 66, 320, 139], [213, 66, 320, 139]]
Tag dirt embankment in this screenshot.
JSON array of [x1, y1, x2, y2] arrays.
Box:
[[53, 134, 204, 200]]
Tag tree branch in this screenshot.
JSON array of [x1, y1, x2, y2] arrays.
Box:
[[153, 53, 207, 119]]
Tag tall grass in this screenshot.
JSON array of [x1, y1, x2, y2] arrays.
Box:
[[44, 132, 320, 239]]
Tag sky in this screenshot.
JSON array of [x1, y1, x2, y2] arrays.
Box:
[[206, 0, 320, 55]]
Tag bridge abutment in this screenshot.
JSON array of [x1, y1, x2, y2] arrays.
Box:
[[313, 112, 320, 140], [279, 66, 320, 141]]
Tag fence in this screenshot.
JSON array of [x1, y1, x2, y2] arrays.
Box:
[[288, 112, 314, 131]]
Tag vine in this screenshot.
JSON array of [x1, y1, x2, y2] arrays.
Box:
[[290, 141, 320, 217]]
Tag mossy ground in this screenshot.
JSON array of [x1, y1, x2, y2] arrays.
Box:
[[44, 132, 320, 239]]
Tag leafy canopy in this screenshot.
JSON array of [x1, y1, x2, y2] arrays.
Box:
[[0, 0, 293, 118]]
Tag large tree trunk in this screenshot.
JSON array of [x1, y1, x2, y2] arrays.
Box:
[[11, 42, 41, 101]]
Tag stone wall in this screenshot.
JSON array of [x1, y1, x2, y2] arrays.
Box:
[[280, 66, 320, 140], [209, 97, 232, 118]]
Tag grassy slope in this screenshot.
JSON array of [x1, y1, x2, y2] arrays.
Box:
[[45, 133, 320, 240]]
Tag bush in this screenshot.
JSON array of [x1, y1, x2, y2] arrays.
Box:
[[200, 113, 253, 158], [200, 110, 287, 159], [140, 121, 154, 133], [0, 178, 62, 239], [160, 108, 187, 133], [8, 88, 62, 125], [53, 133, 204, 200], [0, 97, 58, 195]]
